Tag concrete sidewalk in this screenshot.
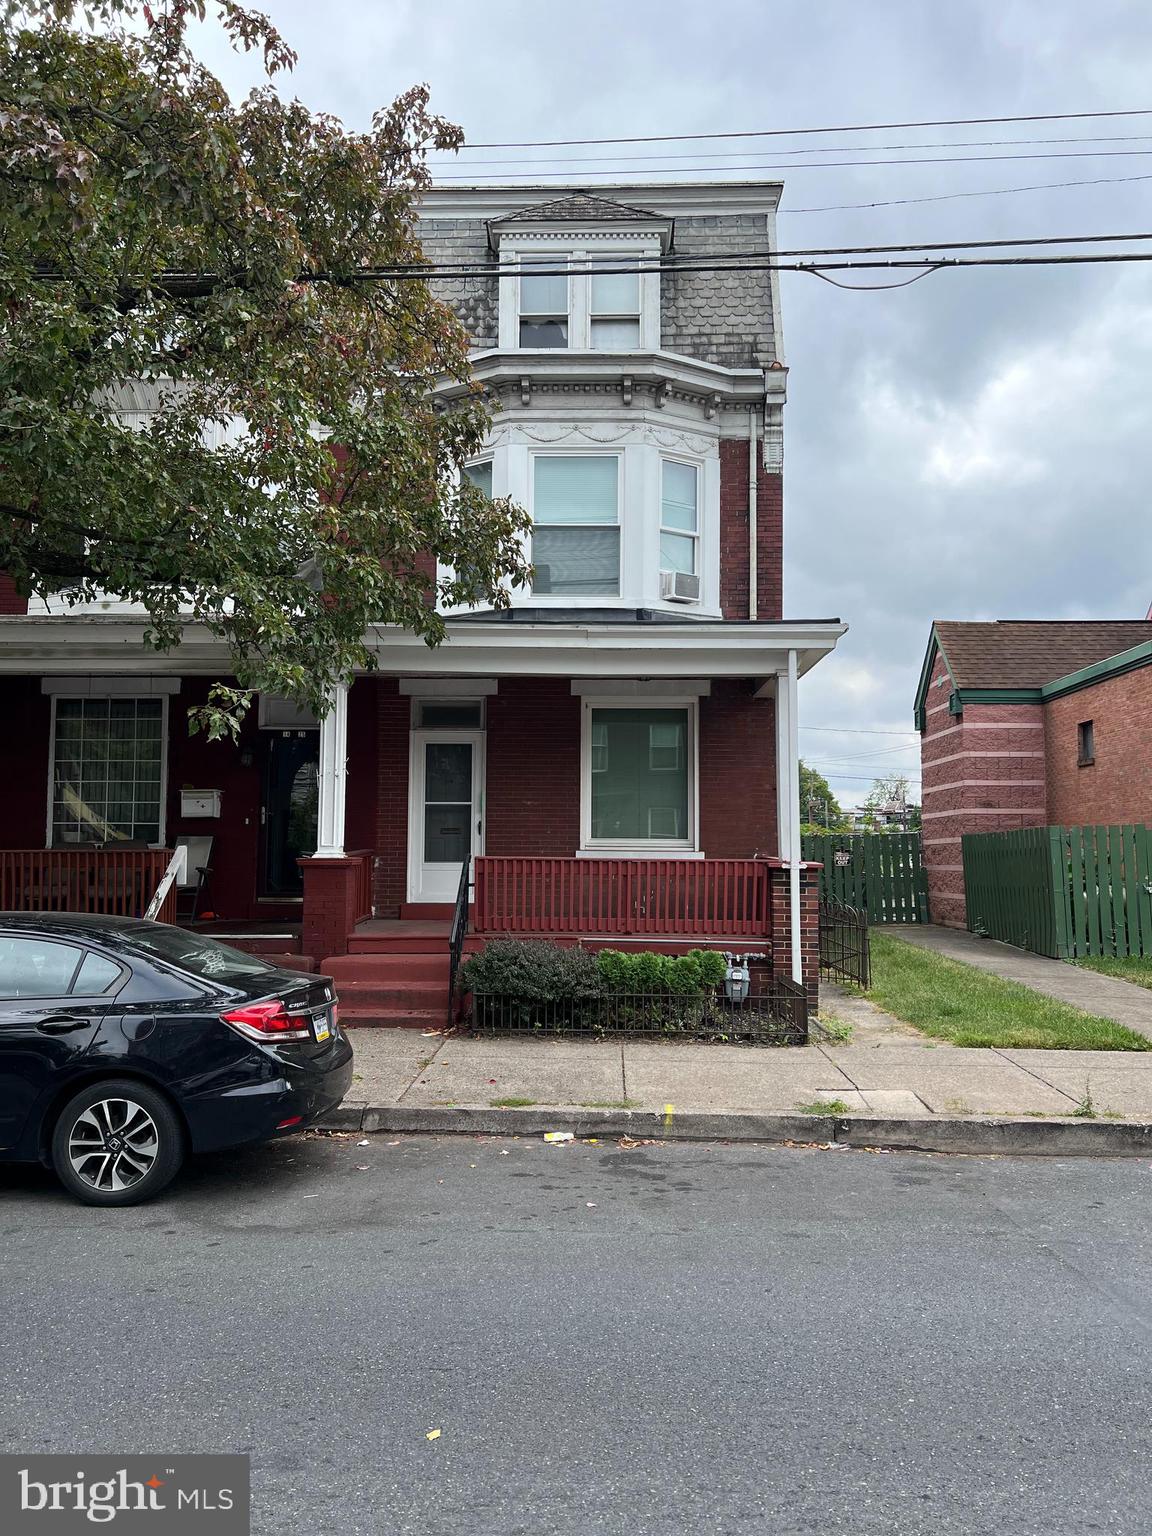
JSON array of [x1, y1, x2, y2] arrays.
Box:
[[333, 1023, 1152, 1129], [885, 924, 1152, 1040]]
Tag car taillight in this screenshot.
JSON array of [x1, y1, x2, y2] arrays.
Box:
[[221, 1000, 311, 1043]]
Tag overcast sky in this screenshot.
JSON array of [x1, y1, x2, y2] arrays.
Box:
[[197, 0, 1152, 807]]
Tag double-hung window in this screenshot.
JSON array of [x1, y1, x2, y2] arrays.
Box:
[[463, 459, 493, 498], [518, 259, 569, 348], [660, 460, 699, 576], [589, 261, 641, 349], [531, 455, 620, 596], [50, 697, 165, 845], [586, 704, 695, 848]]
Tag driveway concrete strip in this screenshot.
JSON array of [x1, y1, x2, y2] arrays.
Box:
[[399, 1035, 626, 1108], [620, 1038, 856, 1112], [817, 1043, 1079, 1115], [885, 924, 1152, 1040], [818, 981, 931, 1044]]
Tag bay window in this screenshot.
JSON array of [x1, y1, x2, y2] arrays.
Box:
[[50, 696, 166, 845], [584, 702, 696, 850], [463, 459, 493, 498], [660, 460, 699, 576], [531, 455, 620, 596]]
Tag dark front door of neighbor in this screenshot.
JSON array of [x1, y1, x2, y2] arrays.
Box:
[[261, 734, 320, 898]]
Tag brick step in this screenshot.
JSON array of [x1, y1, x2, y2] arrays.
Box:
[[347, 935, 450, 955], [338, 1006, 445, 1030], [399, 902, 456, 922], [333, 983, 449, 1011], [324, 953, 449, 983]]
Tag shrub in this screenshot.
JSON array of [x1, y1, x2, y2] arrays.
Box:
[[595, 947, 728, 997], [459, 940, 602, 1003]]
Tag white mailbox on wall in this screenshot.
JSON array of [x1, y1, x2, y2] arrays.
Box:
[[180, 788, 222, 819]]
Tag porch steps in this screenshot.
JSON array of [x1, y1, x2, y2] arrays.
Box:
[[348, 919, 453, 956], [324, 951, 451, 1029], [399, 903, 455, 922]]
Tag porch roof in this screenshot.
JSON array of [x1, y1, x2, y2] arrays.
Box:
[[0, 615, 846, 681]]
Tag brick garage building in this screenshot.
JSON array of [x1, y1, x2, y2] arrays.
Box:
[[915, 620, 1152, 927]]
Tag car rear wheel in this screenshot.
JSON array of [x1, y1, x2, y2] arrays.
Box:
[[51, 1080, 184, 1207]]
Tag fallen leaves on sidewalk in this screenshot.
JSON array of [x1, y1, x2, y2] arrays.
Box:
[[617, 1136, 663, 1149], [426, 1429, 441, 1442]]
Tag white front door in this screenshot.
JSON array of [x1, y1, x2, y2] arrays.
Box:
[[407, 731, 484, 904]]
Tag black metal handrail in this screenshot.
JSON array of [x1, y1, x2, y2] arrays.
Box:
[[447, 855, 471, 1026]]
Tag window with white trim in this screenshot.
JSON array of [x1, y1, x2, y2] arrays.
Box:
[[463, 459, 493, 498], [518, 259, 569, 348], [660, 459, 699, 577], [510, 250, 655, 350], [584, 702, 696, 850], [50, 697, 166, 845], [531, 454, 620, 596]]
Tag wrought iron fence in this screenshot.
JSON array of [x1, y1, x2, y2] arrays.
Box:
[[468, 979, 808, 1045], [818, 899, 871, 989], [447, 856, 471, 1026]]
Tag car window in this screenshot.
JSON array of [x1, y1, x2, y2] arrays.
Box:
[[0, 936, 85, 999], [124, 928, 275, 986], [73, 951, 123, 997]]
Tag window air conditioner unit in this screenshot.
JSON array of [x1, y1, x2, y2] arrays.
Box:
[[661, 570, 701, 604]]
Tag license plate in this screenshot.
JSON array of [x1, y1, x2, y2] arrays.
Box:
[[312, 1010, 331, 1043]]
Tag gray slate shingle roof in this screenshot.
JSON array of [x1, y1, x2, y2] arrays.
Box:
[[935, 620, 1152, 689], [489, 193, 664, 225]]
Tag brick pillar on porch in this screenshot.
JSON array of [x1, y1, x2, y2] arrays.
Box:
[[767, 860, 822, 1012], [300, 857, 360, 964]]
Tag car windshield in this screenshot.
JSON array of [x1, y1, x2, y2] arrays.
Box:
[[127, 928, 276, 985]]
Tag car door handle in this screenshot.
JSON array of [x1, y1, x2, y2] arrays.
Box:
[[37, 1014, 91, 1034]]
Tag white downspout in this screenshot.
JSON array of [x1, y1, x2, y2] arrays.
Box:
[[748, 404, 758, 622], [786, 649, 802, 985]]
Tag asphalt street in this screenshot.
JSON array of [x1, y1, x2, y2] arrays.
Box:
[[2, 1133, 1151, 1536]]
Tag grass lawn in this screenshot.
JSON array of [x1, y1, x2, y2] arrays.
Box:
[[863, 932, 1152, 1051], [1074, 955, 1152, 991]]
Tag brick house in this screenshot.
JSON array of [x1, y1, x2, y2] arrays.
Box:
[[915, 619, 1152, 926], [0, 182, 846, 1018]]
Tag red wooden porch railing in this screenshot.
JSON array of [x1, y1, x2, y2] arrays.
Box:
[[473, 856, 770, 938], [346, 849, 376, 924], [0, 849, 178, 924]]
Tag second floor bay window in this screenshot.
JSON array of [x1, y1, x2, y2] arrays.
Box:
[[531, 455, 620, 596]]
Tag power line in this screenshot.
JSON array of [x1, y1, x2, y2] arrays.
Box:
[[433, 147, 1152, 181], [801, 727, 919, 736], [434, 132, 1152, 169], [787, 169, 1152, 213], [463, 108, 1152, 151]]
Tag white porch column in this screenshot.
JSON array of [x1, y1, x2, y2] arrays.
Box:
[[314, 681, 349, 859], [774, 650, 803, 985]]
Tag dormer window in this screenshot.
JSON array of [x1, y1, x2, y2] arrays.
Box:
[[590, 265, 641, 349], [518, 259, 569, 348]]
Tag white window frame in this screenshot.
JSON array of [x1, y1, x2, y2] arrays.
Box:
[[46, 693, 170, 848], [438, 431, 720, 617], [499, 238, 661, 351], [659, 457, 700, 579], [529, 449, 624, 600], [579, 697, 699, 855], [515, 256, 572, 350]]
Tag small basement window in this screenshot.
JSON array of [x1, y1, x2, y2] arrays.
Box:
[[1077, 719, 1095, 766]]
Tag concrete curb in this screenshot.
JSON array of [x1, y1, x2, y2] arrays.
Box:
[[315, 1102, 1152, 1156]]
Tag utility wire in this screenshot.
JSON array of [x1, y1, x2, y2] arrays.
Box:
[[432, 132, 1152, 168], [801, 726, 919, 736], [433, 148, 1152, 180], [787, 169, 1152, 213], [463, 108, 1152, 150]]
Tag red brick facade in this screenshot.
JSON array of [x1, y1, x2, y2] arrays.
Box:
[[767, 861, 821, 1009], [1045, 666, 1152, 825], [0, 575, 28, 614], [719, 440, 783, 621]]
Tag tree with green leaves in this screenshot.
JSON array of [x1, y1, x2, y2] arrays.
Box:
[[862, 772, 914, 832], [799, 761, 848, 835], [1, 0, 532, 735]]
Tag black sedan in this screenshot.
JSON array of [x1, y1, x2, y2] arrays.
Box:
[[0, 914, 353, 1205]]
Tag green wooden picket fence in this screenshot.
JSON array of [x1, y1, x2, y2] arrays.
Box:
[[800, 833, 929, 924], [961, 825, 1152, 959]]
